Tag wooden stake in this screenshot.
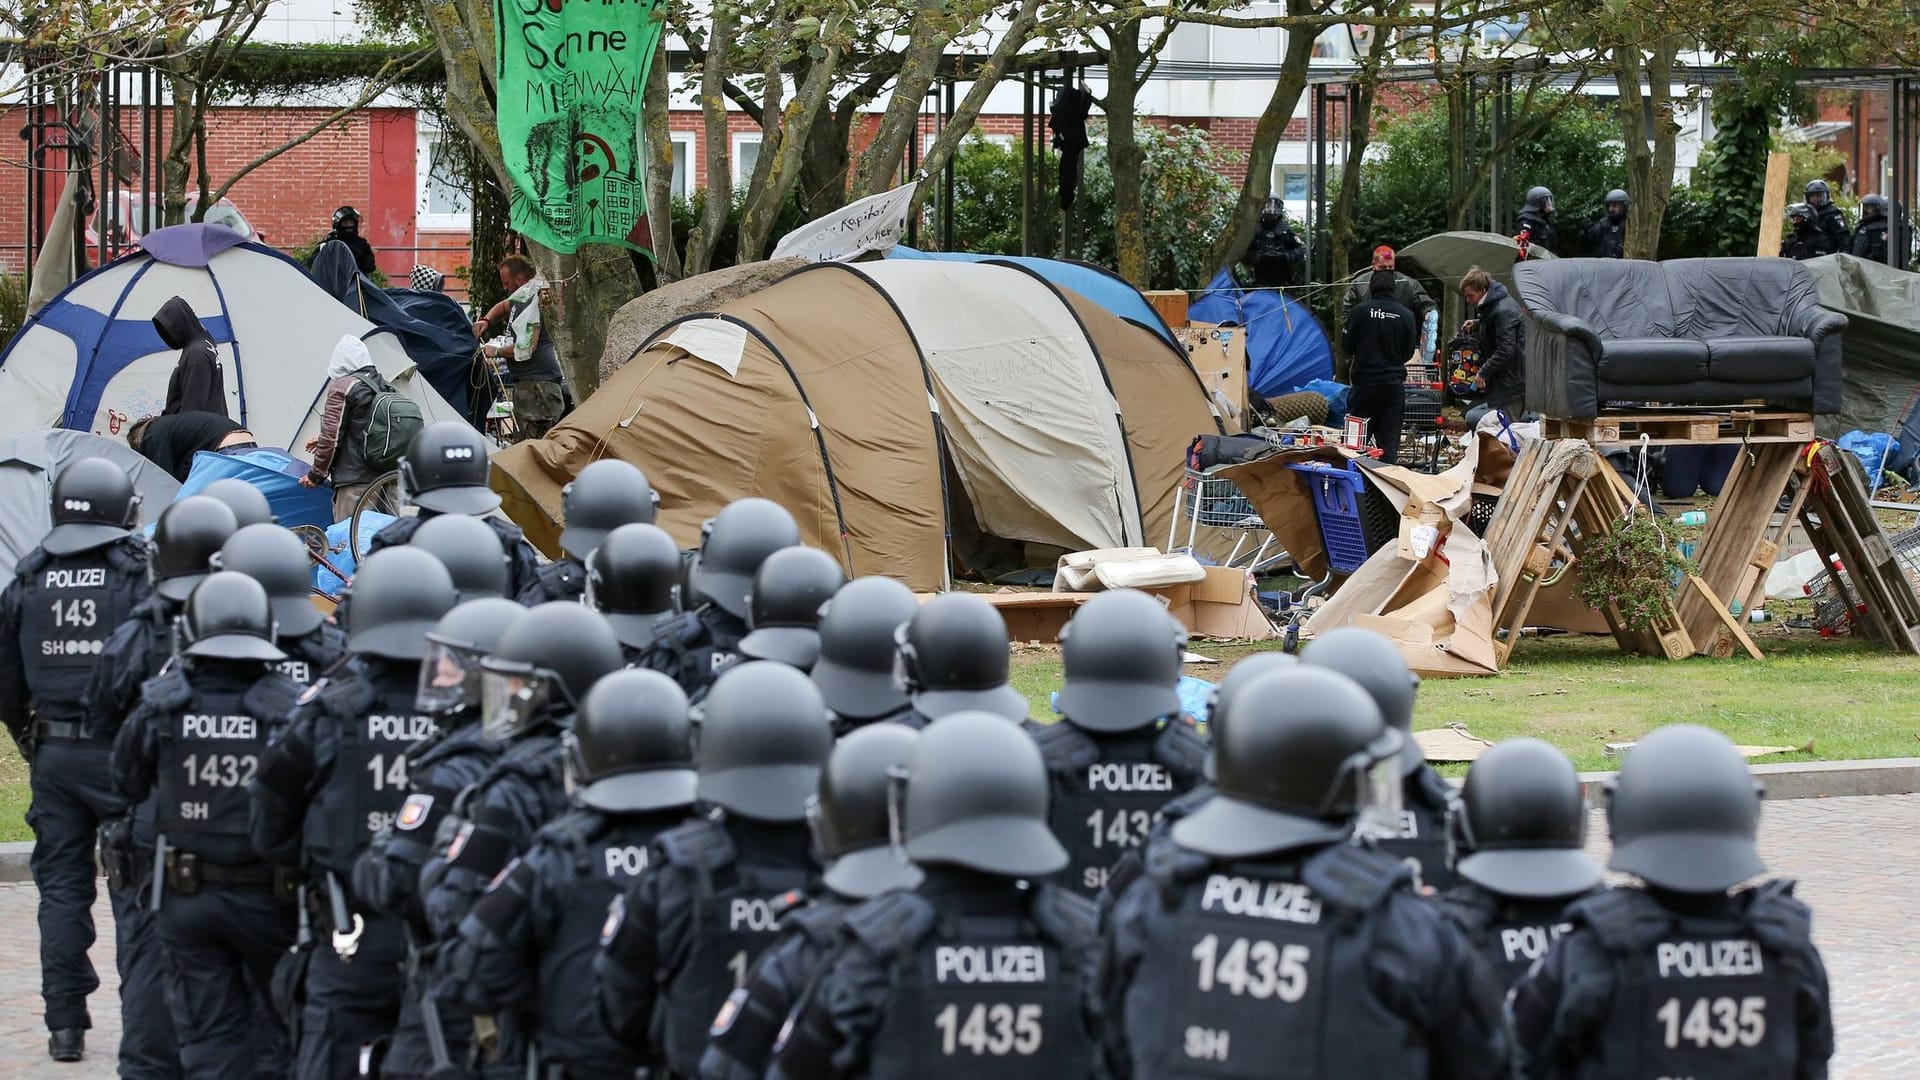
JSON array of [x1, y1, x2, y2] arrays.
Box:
[[1756, 151, 1794, 257]]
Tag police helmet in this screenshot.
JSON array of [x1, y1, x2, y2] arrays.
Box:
[[44, 457, 140, 556], [1863, 193, 1888, 219], [1174, 667, 1399, 859], [183, 571, 286, 662], [1605, 725, 1765, 893], [1804, 179, 1831, 206], [1788, 202, 1813, 223], [585, 523, 682, 649], [1201, 652, 1297, 780], [398, 422, 499, 516], [559, 459, 659, 558], [811, 725, 923, 898], [199, 479, 274, 528], [417, 597, 527, 718], [1604, 188, 1629, 209], [810, 576, 919, 721], [1260, 195, 1283, 222], [565, 669, 698, 814], [345, 546, 457, 661], [211, 524, 322, 637], [895, 593, 1025, 722], [692, 661, 834, 823], [152, 495, 241, 602], [1524, 186, 1554, 214], [1451, 738, 1602, 899], [1056, 589, 1184, 732], [479, 602, 625, 741], [902, 711, 1067, 877], [408, 514, 511, 603], [1302, 627, 1424, 775], [332, 206, 360, 228], [738, 546, 847, 671], [689, 498, 800, 617]]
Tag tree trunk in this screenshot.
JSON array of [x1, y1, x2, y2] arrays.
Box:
[[800, 98, 853, 220], [526, 243, 637, 402], [1206, 0, 1320, 273], [643, 35, 682, 284], [852, 7, 948, 199], [737, 47, 841, 262], [1329, 76, 1379, 296], [682, 9, 737, 276], [1105, 19, 1148, 283], [162, 63, 196, 229], [909, 0, 1043, 220], [1614, 36, 1680, 259], [468, 141, 512, 315]]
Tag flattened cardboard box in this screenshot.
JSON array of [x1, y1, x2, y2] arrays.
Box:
[[978, 566, 1276, 643]]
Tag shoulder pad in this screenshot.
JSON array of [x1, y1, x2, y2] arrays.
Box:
[[783, 895, 852, 944], [15, 548, 50, 579], [653, 817, 737, 872], [243, 672, 305, 722], [1436, 884, 1500, 937], [1028, 884, 1099, 952], [105, 538, 150, 575], [537, 807, 607, 850], [1407, 765, 1457, 811], [1301, 843, 1413, 915], [1566, 887, 1672, 954], [842, 890, 937, 955], [317, 671, 378, 716], [1144, 834, 1211, 901], [142, 668, 195, 712], [1742, 878, 1814, 958], [1152, 721, 1211, 783], [487, 517, 527, 543], [1026, 720, 1099, 773]]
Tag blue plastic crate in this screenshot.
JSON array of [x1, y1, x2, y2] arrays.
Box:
[[1289, 461, 1398, 574]]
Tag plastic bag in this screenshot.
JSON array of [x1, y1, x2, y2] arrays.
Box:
[[1837, 430, 1898, 483], [1297, 378, 1349, 420]]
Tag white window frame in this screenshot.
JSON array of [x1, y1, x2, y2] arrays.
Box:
[[732, 132, 763, 187], [416, 123, 472, 230], [669, 131, 696, 199]]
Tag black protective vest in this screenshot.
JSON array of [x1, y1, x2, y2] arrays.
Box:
[[15, 543, 145, 720], [303, 664, 436, 877], [641, 607, 745, 702], [149, 667, 298, 857], [1441, 884, 1584, 990], [1571, 885, 1808, 1080], [272, 624, 347, 690], [518, 556, 585, 606], [853, 886, 1097, 1080], [1373, 766, 1458, 892], [1030, 720, 1208, 897]]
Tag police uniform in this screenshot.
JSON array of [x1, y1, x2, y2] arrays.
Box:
[[1440, 883, 1596, 990], [1585, 217, 1625, 259], [1781, 223, 1818, 260], [515, 555, 586, 606], [1516, 209, 1556, 253], [635, 605, 748, 702], [114, 663, 303, 1075], [368, 514, 541, 600], [274, 623, 349, 691], [442, 806, 684, 1079], [418, 730, 570, 944], [1374, 765, 1459, 892], [1244, 222, 1305, 288], [596, 815, 819, 1073], [249, 655, 437, 1078], [700, 891, 853, 1080], [1812, 202, 1850, 256], [1508, 883, 1833, 1079], [1027, 719, 1208, 897]]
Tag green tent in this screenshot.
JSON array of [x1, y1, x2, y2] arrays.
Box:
[[1803, 254, 1920, 468]]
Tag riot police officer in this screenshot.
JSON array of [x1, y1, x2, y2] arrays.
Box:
[[518, 458, 659, 605], [249, 546, 456, 1078], [1517, 186, 1557, 253], [1509, 725, 1833, 1079], [737, 546, 846, 671], [353, 597, 525, 1080], [212, 523, 347, 688], [1028, 589, 1207, 898], [1438, 738, 1603, 989], [585, 523, 683, 662], [700, 723, 923, 1080], [1242, 196, 1304, 289], [1302, 626, 1456, 891], [113, 572, 304, 1076], [367, 421, 540, 595], [768, 711, 1101, 1080], [596, 661, 832, 1075], [199, 477, 275, 528], [409, 513, 513, 604], [810, 576, 919, 735], [1781, 203, 1818, 259], [1586, 189, 1628, 258], [1854, 192, 1891, 263], [0, 457, 154, 1065], [442, 669, 697, 1079], [638, 497, 799, 701], [893, 592, 1027, 728], [1804, 179, 1850, 255], [1099, 666, 1510, 1079]]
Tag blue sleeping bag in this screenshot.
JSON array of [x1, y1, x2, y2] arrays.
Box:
[[176, 449, 334, 532]]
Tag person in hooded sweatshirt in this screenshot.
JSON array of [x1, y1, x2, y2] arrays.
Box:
[[126, 413, 256, 484], [300, 335, 388, 519], [154, 296, 227, 417]]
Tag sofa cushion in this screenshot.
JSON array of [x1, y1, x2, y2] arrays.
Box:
[[1705, 337, 1814, 384], [1597, 338, 1709, 385]]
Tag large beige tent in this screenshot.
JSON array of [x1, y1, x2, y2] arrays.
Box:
[[492, 260, 1222, 590]]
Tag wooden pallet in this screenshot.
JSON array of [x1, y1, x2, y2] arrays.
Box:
[[1673, 441, 1811, 658], [1798, 444, 1920, 654], [1570, 466, 1696, 660], [1543, 410, 1815, 447]]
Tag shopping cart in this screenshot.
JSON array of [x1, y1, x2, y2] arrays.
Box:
[[1167, 467, 1287, 573], [1399, 362, 1450, 471]]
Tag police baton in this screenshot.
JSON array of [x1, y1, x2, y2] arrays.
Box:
[[405, 926, 456, 1072], [149, 833, 168, 912]]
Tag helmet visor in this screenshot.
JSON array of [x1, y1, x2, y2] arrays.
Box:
[[480, 663, 553, 741], [417, 638, 484, 716], [1349, 739, 1407, 843]]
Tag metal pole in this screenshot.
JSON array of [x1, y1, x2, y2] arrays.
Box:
[[942, 78, 956, 252], [1021, 73, 1033, 256], [1312, 83, 1328, 284], [1489, 73, 1508, 235]]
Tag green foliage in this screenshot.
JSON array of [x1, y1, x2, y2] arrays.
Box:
[[1656, 183, 1719, 259], [0, 273, 26, 352], [208, 43, 442, 100], [667, 190, 813, 271], [1575, 510, 1696, 633], [1692, 96, 1774, 256], [944, 136, 1059, 257]]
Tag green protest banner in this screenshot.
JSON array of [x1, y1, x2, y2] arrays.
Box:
[[495, 0, 666, 255]]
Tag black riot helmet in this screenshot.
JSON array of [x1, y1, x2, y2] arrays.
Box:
[[152, 495, 241, 601], [211, 523, 321, 637], [1451, 738, 1602, 899], [1604, 724, 1765, 893], [811, 576, 919, 720], [738, 546, 847, 671], [1056, 589, 1184, 732], [408, 513, 511, 603], [1604, 189, 1629, 214], [1260, 196, 1283, 225], [199, 478, 274, 528], [1524, 186, 1554, 215], [691, 661, 834, 823], [182, 571, 285, 662], [1202, 652, 1297, 780], [559, 459, 659, 558], [479, 602, 625, 741], [1174, 667, 1401, 859], [1863, 193, 1889, 220], [344, 546, 457, 661], [332, 206, 361, 231], [902, 711, 1067, 878], [418, 598, 527, 718], [809, 724, 924, 898], [45, 456, 140, 556], [689, 498, 799, 617], [398, 422, 499, 516], [1787, 202, 1813, 225], [895, 592, 1025, 722], [1301, 626, 1424, 775], [1804, 179, 1831, 207], [585, 523, 683, 649], [565, 669, 698, 814]]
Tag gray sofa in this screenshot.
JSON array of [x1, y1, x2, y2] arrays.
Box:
[[1516, 257, 1846, 420]]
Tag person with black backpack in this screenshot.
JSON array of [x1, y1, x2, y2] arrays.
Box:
[[301, 335, 424, 519]]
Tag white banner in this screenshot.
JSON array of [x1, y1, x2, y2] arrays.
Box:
[[771, 180, 919, 264]]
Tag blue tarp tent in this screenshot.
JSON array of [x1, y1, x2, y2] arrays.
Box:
[[311, 242, 496, 425], [1188, 269, 1334, 398], [175, 449, 334, 532], [888, 247, 1178, 344]]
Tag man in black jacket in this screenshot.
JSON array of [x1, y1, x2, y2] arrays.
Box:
[[153, 296, 227, 417], [1461, 267, 1527, 423], [315, 206, 378, 275], [126, 412, 257, 483], [1854, 194, 1892, 264], [1805, 180, 1850, 256], [1342, 270, 1418, 461]]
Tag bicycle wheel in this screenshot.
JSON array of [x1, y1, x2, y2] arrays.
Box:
[[349, 471, 408, 559]]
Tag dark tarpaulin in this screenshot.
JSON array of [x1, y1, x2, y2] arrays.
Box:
[[310, 241, 494, 424], [1805, 254, 1920, 471]]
